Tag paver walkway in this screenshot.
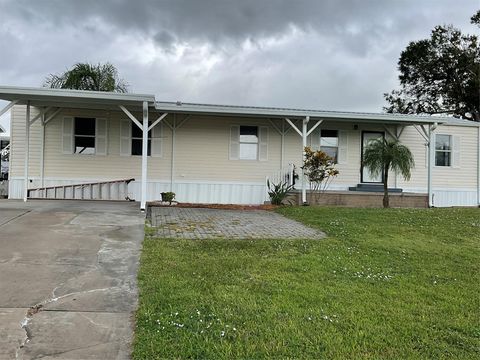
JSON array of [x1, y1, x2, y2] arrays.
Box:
[[150, 207, 325, 239]]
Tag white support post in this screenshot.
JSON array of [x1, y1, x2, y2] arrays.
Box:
[[477, 126, 480, 206], [281, 120, 285, 169], [40, 111, 45, 187], [427, 124, 434, 207], [170, 114, 176, 192], [301, 116, 309, 204], [140, 101, 148, 210], [23, 102, 30, 202]]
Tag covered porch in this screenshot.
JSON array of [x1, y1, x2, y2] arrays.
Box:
[[0, 86, 449, 209]]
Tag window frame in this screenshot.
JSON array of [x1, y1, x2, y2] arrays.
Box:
[[131, 122, 152, 156], [74, 117, 96, 155], [320, 129, 339, 163], [239, 125, 259, 160], [435, 134, 452, 167]]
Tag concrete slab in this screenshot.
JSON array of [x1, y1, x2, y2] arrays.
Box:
[[0, 200, 144, 359]]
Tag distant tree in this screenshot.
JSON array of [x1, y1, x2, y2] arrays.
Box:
[[44, 62, 128, 92], [363, 139, 415, 208], [384, 11, 480, 121]]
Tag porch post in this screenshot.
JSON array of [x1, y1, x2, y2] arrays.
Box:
[[23, 101, 30, 202], [301, 116, 309, 204], [40, 111, 45, 187], [141, 101, 148, 210], [427, 124, 434, 207]]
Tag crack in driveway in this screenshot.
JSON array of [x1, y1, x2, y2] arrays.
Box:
[[0, 200, 144, 360]]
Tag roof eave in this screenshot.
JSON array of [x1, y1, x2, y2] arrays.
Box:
[[154, 102, 447, 125]]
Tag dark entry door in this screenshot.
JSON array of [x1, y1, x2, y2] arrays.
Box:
[[361, 131, 384, 183]]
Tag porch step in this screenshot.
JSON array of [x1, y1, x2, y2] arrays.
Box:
[[27, 178, 135, 201], [349, 184, 403, 193]]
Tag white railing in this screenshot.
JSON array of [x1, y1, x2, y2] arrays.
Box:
[[0, 143, 10, 158]]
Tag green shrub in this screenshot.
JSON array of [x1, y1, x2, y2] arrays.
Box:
[[267, 180, 294, 205], [161, 192, 176, 204]]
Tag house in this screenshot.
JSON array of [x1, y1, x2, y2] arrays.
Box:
[[0, 86, 479, 210]]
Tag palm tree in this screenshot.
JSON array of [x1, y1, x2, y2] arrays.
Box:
[[363, 138, 415, 208], [44, 63, 128, 93]]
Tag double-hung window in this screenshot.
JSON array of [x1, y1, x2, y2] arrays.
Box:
[[74, 117, 96, 154], [239, 126, 258, 160], [320, 129, 339, 163], [435, 134, 451, 166], [131, 122, 151, 156]]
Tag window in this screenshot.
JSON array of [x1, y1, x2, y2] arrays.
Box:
[[435, 134, 451, 166], [239, 126, 258, 160], [74, 117, 95, 154], [320, 129, 339, 162], [131, 123, 151, 156]]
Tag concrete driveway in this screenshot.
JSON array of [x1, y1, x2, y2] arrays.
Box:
[[0, 200, 144, 359]]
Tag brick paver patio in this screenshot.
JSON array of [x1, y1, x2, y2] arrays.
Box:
[[149, 207, 325, 239]]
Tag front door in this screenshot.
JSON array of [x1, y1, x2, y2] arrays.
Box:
[[361, 131, 384, 183]]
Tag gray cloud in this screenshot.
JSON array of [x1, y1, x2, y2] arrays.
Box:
[[0, 0, 478, 133]]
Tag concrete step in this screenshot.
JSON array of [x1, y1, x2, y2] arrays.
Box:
[[349, 184, 403, 193]]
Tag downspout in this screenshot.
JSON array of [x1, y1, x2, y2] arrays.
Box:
[[301, 116, 309, 204], [23, 101, 30, 202]]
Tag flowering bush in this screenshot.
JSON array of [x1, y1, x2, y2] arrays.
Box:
[[302, 147, 339, 201]]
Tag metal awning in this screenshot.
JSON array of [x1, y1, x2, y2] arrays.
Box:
[[0, 86, 155, 110], [155, 101, 450, 125]]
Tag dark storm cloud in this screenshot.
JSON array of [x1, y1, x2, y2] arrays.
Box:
[[0, 0, 478, 133]]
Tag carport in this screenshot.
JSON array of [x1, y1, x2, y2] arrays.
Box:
[[0, 86, 165, 210]]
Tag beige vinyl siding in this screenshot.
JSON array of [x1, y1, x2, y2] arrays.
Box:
[[11, 106, 172, 181], [175, 116, 281, 182], [9, 105, 478, 194], [397, 124, 478, 189], [10, 106, 42, 178]]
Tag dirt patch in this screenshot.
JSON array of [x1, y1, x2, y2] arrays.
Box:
[[147, 202, 280, 211]]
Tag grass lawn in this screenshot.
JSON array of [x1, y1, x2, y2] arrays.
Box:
[[133, 207, 480, 359]]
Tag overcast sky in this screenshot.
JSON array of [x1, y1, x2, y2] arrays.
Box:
[[0, 0, 478, 134]]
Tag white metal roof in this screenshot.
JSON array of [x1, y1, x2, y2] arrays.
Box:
[[155, 101, 451, 125], [0, 86, 155, 110], [0, 85, 467, 125]]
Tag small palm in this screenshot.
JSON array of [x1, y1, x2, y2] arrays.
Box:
[[363, 139, 415, 208], [44, 63, 128, 93]]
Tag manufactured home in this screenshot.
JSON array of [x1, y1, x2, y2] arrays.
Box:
[[0, 86, 479, 209]]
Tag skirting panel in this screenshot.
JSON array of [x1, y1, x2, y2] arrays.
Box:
[[9, 178, 268, 205], [8, 178, 479, 207]]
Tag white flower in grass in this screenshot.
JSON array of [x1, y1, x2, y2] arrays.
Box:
[[220, 331, 225, 337]]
